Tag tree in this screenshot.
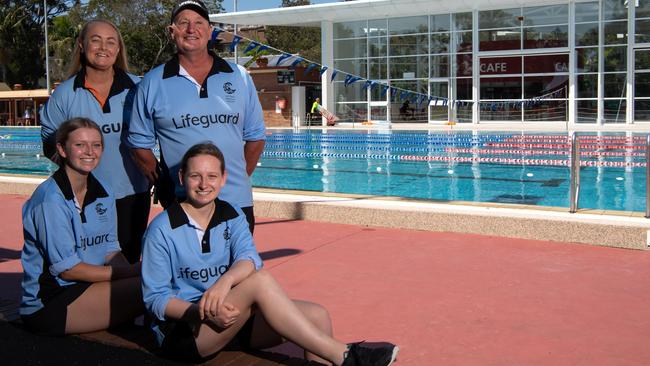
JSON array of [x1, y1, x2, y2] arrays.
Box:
[[265, 0, 321, 63], [0, 0, 71, 88]]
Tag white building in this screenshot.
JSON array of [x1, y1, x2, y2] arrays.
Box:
[[212, 0, 650, 129]]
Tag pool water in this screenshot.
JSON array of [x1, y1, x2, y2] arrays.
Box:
[[0, 127, 647, 212]]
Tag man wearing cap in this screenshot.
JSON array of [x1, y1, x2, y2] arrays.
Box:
[[127, 0, 265, 233]]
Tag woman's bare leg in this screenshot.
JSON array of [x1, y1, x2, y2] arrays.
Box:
[[246, 300, 334, 364], [193, 270, 347, 365], [65, 276, 143, 334]]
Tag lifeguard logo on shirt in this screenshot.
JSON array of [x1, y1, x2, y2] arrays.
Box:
[[223, 82, 236, 95], [172, 113, 240, 129], [77, 233, 110, 251], [95, 203, 107, 216], [177, 264, 230, 283]]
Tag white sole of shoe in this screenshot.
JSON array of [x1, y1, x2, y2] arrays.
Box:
[[387, 345, 399, 365]]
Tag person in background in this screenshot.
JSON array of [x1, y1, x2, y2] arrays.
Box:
[[21, 118, 142, 336], [142, 142, 398, 365], [41, 19, 150, 264], [128, 0, 265, 234]]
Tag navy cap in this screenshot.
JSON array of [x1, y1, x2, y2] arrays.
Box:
[[171, 0, 210, 24]]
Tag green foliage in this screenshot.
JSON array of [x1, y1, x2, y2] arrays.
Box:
[[0, 0, 71, 88], [265, 0, 321, 63]]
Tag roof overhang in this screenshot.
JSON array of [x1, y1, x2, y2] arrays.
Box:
[[210, 0, 566, 27], [0, 89, 49, 100]]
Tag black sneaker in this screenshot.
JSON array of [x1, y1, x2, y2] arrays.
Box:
[[342, 342, 399, 366]]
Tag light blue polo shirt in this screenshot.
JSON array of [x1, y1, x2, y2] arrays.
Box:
[[127, 53, 266, 208], [40, 68, 149, 199], [21, 169, 121, 315], [141, 199, 263, 345]]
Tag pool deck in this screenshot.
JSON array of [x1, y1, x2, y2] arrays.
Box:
[[2, 183, 650, 364]]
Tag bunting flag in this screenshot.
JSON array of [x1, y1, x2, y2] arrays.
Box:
[[211, 28, 222, 43], [290, 56, 305, 68], [229, 35, 242, 52], [330, 70, 339, 82], [210, 26, 569, 113], [344, 74, 363, 86], [244, 41, 260, 55], [304, 63, 319, 76]]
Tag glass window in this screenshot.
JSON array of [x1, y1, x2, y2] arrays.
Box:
[[576, 47, 598, 73], [524, 100, 567, 122], [636, 49, 650, 70], [480, 102, 521, 121], [635, 73, 650, 97], [334, 82, 368, 103], [370, 82, 388, 101], [524, 54, 569, 74], [368, 19, 387, 37], [604, 21, 628, 44], [430, 55, 449, 77], [455, 53, 472, 77], [577, 74, 598, 98], [575, 2, 599, 23], [389, 56, 427, 79], [389, 16, 428, 35], [480, 77, 522, 99], [522, 5, 568, 26], [636, 19, 650, 43], [577, 100, 598, 123], [431, 14, 451, 32], [334, 59, 367, 78], [431, 33, 450, 54], [638, 0, 650, 19], [334, 21, 368, 39], [604, 73, 627, 98], [390, 34, 429, 56], [524, 25, 568, 49], [479, 28, 521, 51], [369, 37, 387, 57], [334, 38, 367, 59], [479, 8, 520, 29], [603, 99, 626, 123], [603, 0, 628, 21], [480, 56, 521, 75], [454, 78, 472, 100], [575, 23, 599, 46], [335, 102, 368, 123], [453, 31, 472, 52], [635, 100, 650, 121], [370, 105, 387, 121], [453, 12, 473, 31], [369, 58, 387, 79], [524, 75, 569, 98], [393, 80, 428, 95], [604, 47, 627, 72]]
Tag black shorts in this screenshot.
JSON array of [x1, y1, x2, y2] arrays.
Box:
[[115, 191, 151, 263], [241, 206, 255, 234], [159, 314, 256, 363], [21, 282, 92, 336]]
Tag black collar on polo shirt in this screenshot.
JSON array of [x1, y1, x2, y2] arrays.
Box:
[[52, 167, 109, 224], [72, 67, 135, 114], [162, 51, 234, 99], [167, 199, 239, 254]]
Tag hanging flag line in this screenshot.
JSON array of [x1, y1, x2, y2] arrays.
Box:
[[211, 26, 567, 109]]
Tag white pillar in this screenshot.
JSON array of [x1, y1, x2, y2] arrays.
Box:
[[321, 20, 334, 127]]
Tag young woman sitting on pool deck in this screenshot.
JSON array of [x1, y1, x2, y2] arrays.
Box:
[[20, 118, 142, 336], [141, 142, 399, 365]]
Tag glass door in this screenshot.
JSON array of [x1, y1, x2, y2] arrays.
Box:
[[428, 78, 449, 123]]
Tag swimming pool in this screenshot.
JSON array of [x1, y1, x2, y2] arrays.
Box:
[[0, 127, 647, 212]]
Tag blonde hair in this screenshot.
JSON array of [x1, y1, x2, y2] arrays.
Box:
[[67, 19, 129, 78]]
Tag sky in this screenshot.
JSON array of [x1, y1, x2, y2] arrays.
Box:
[[221, 0, 341, 12]]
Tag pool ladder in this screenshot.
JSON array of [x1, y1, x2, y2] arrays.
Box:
[[570, 134, 650, 217]]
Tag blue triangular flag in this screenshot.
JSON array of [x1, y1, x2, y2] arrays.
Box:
[[244, 41, 260, 55], [330, 70, 339, 82], [319, 66, 329, 75], [290, 57, 305, 68], [211, 27, 223, 43], [344, 74, 363, 86], [304, 63, 319, 76], [381, 85, 390, 97], [276, 53, 293, 66], [229, 35, 242, 52]]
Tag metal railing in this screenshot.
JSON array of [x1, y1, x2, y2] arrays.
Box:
[[569, 133, 580, 213]]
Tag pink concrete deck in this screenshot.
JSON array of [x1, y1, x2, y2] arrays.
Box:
[[2, 193, 650, 365]]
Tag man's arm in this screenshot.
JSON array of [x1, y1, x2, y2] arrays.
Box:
[[131, 148, 159, 185], [243, 140, 265, 176]]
